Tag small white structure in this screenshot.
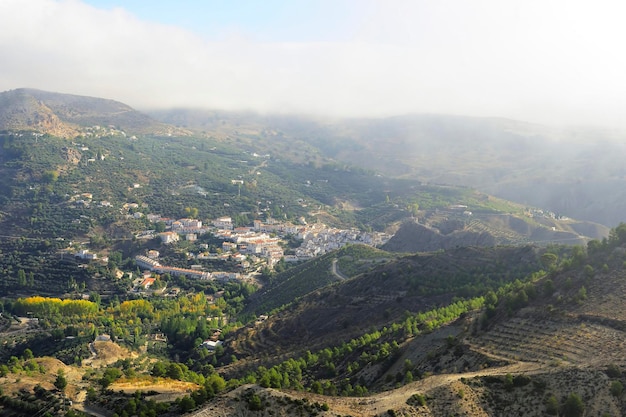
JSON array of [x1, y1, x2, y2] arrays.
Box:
[[201, 340, 223, 351], [159, 232, 179, 244], [213, 217, 233, 230]]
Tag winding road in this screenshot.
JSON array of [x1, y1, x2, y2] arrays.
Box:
[[331, 258, 349, 281]]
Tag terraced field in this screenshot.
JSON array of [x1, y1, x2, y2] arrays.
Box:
[[473, 315, 626, 367], [466, 218, 530, 245]]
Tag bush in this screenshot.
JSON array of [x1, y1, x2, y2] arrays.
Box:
[[545, 394, 559, 415], [513, 374, 531, 387], [606, 364, 621, 378], [611, 380, 623, 397], [248, 394, 263, 411], [179, 395, 196, 412], [407, 393, 426, 406], [563, 393, 584, 417]]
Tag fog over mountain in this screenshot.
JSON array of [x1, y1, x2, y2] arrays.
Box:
[[151, 107, 626, 227], [3, 0, 626, 128]]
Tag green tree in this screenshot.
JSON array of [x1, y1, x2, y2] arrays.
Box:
[[151, 362, 166, 377], [541, 252, 558, 270], [609, 223, 626, 246], [407, 203, 419, 217], [611, 380, 623, 397], [184, 207, 199, 218], [22, 348, 34, 360], [167, 363, 184, 380], [179, 396, 196, 412], [587, 239, 603, 254], [248, 394, 263, 411], [154, 221, 166, 233], [404, 370, 414, 383], [99, 367, 122, 388], [54, 370, 68, 392], [17, 269, 26, 287], [484, 290, 498, 307], [562, 393, 584, 417], [42, 170, 59, 183], [545, 394, 559, 415], [90, 292, 102, 306]]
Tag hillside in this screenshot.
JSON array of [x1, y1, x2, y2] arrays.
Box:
[[151, 108, 626, 227], [0, 89, 606, 250], [1, 89, 625, 416], [246, 245, 397, 315], [383, 214, 608, 253], [227, 245, 543, 375], [0, 88, 183, 137], [188, 232, 626, 416]]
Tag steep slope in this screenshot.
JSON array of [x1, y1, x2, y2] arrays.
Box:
[[227, 246, 542, 374], [0, 88, 183, 136], [0, 89, 79, 137]]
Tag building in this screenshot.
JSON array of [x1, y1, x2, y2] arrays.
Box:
[[140, 277, 156, 289], [158, 231, 179, 244], [179, 218, 202, 228], [135, 255, 161, 270], [200, 340, 223, 351], [213, 217, 233, 230], [75, 249, 97, 260]]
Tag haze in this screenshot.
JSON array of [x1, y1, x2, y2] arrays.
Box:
[[2, 0, 626, 127]]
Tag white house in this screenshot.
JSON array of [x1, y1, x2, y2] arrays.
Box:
[[201, 340, 223, 351], [159, 232, 179, 244], [213, 217, 233, 230]]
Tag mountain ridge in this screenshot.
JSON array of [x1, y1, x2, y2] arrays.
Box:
[[0, 88, 188, 137]]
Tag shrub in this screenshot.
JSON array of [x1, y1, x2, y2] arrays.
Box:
[[248, 394, 264, 411], [562, 393, 584, 417], [407, 393, 426, 406], [545, 394, 558, 415], [606, 364, 621, 378], [611, 380, 623, 397], [513, 374, 531, 387]]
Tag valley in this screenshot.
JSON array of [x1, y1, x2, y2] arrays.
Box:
[[0, 89, 624, 416]]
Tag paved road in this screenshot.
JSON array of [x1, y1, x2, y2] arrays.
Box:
[[331, 258, 349, 280]]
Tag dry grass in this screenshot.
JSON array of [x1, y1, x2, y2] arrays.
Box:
[[110, 377, 198, 402]]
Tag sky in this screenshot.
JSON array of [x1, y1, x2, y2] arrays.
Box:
[[2, 0, 626, 127]]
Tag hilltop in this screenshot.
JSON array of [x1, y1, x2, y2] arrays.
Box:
[[383, 213, 609, 253], [0, 88, 185, 137]]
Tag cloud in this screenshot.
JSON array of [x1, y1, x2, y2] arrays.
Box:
[[2, 0, 626, 127]]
